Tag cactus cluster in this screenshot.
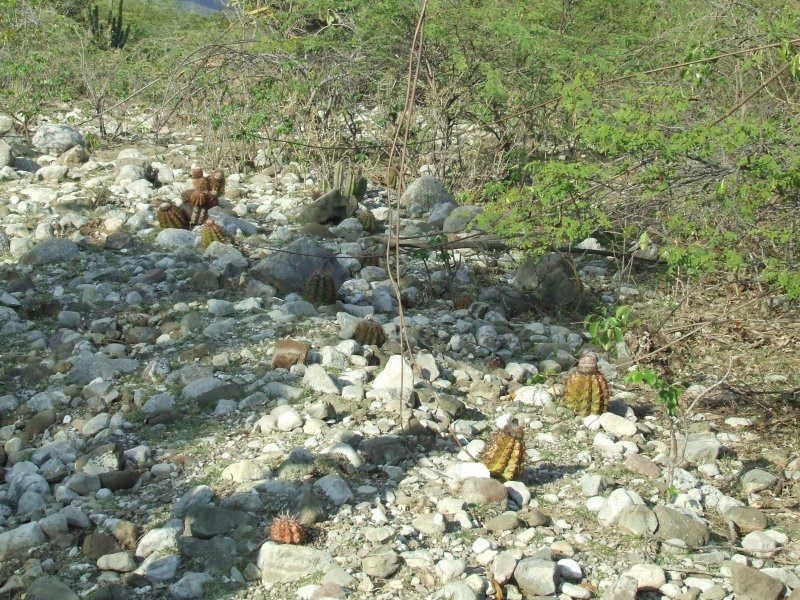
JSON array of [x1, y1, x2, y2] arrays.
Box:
[[481, 420, 526, 482], [303, 269, 338, 306], [269, 513, 307, 545], [156, 202, 190, 230], [180, 167, 225, 227], [198, 220, 231, 249], [562, 355, 609, 416], [332, 161, 368, 204], [353, 318, 386, 347], [86, 0, 130, 50]]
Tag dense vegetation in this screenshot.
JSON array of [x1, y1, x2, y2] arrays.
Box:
[[1, 0, 798, 298]]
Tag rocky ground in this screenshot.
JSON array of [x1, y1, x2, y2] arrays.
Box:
[[0, 112, 799, 600]]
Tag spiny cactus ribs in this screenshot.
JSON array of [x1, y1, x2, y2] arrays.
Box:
[[182, 167, 225, 227], [303, 269, 338, 306], [357, 210, 381, 234], [198, 219, 230, 249], [156, 202, 190, 230], [208, 168, 226, 197], [562, 354, 610, 416], [481, 420, 526, 482], [269, 513, 307, 545], [353, 318, 386, 347]]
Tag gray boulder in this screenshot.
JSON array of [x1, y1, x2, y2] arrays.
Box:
[[23, 576, 79, 600], [730, 563, 785, 600], [428, 200, 458, 229], [298, 189, 356, 225], [32, 124, 85, 154], [19, 238, 80, 266], [250, 237, 347, 294], [512, 252, 582, 306], [400, 176, 454, 210], [0, 114, 12, 134], [155, 229, 196, 249], [653, 505, 710, 547], [257, 541, 334, 584], [74, 443, 124, 477], [0, 139, 13, 168], [513, 558, 558, 596], [59, 145, 90, 166], [442, 205, 483, 233], [66, 354, 139, 385], [0, 522, 46, 560]]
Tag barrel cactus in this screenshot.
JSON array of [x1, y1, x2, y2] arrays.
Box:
[[353, 318, 386, 347], [191, 167, 209, 192], [481, 420, 526, 482], [562, 355, 610, 416], [186, 190, 218, 228], [303, 269, 338, 306], [357, 210, 381, 234], [270, 513, 307, 545], [208, 168, 226, 198], [156, 202, 190, 230], [352, 175, 368, 203], [198, 220, 230, 249]]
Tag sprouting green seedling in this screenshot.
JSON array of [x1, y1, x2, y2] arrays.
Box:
[[585, 305, 630, 353], [624, 367, 683, 416]]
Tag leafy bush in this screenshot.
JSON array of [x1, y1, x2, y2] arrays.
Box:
[[2, 0, 798, 302]]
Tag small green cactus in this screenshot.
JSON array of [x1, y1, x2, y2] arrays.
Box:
[[157, 202, 190, 230], [303, 269, 338, 306], [198, 220, 230, 249], [353, 318, 386, 346]]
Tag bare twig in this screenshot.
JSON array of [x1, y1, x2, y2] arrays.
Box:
[[685, 357, 734, 413]]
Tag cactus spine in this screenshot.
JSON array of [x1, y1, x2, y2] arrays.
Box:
[[562, 355, 610, 416]]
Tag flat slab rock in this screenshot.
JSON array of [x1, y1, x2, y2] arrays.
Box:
[[257, 541, 334, 584], [19, 238, 80, 266], [24, 576, 79, 600]]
